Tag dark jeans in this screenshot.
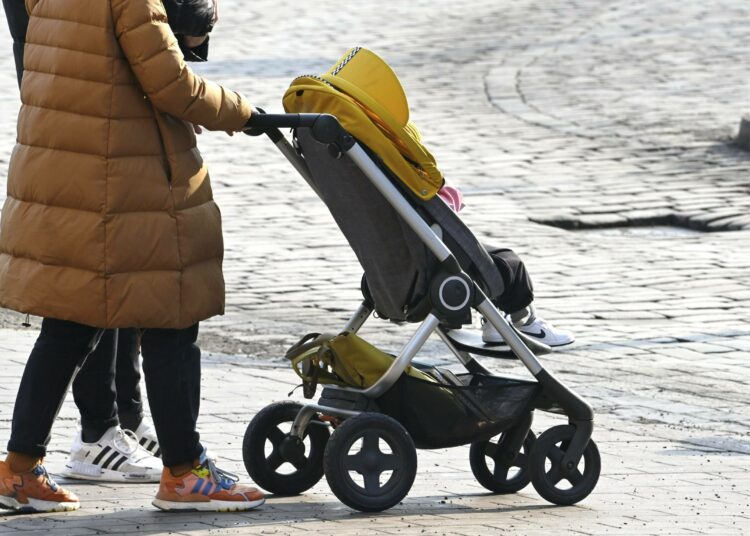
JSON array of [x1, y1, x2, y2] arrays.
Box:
[[73, 328, 144, 442], [8, 319, 203, 467], [486, 247, 535, 314]]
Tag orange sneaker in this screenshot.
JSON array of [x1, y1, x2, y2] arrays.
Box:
[[0, 460, 80, 513], [152, 459, 264, 512]]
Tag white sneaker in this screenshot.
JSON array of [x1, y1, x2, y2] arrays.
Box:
[[130, 421, 217, 462], [516, 316, 575, 347], [132, 420, 161, 458], [61, 426, 162, 482], [482, 316, 575, 347]]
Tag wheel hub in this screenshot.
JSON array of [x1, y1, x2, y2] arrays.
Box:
[[280, 436, 306, 464], [362, 453, 380, 471], [501, 451, 516, 464]]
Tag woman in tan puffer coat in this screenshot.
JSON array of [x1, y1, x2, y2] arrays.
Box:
[[0, 0, 265, 514], [0, 0, 245, 328]]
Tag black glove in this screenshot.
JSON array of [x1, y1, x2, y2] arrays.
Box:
[[244, 108, 266, 136]]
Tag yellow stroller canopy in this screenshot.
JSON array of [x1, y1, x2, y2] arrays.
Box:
[[283, 47, 444, 200]]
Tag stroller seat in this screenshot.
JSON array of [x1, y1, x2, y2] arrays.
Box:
[[293, 125, 552, 358]]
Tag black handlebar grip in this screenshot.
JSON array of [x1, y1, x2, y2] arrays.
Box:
[[244, 112, 321, 133]]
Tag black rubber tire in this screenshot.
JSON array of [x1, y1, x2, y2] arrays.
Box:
[[470, 429, 536, 493], [243, 401, 329, 495], [323, 413, 417, 512], [529, 424, 601, 505]]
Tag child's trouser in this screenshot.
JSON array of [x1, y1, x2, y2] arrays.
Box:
[[485, 247, 535, 315]]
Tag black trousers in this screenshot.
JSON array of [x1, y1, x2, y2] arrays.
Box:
[[485, 247, 535, 314], [73, 328, 144, 441], [8, 319, 203, 467]]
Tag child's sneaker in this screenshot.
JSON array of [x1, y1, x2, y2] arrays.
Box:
[[516, 316, 575, 347], [132, 420, 161, 458], [0, 460, 80, 513], [482, 315, 575, 347], [152, 459, 264, 512], [61, 426, 161, 482]]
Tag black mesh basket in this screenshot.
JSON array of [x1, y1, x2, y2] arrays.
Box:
[[376, 368, 541, 449]]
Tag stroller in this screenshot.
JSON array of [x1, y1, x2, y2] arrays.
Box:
[[241, 48, 600, 512]]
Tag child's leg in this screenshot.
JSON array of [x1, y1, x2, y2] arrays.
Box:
[[484, 247, 534, 316], [482, 247, 575, 347]]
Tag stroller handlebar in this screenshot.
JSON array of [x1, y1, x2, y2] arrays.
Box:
[[244, 112, 321, 132], [244, 112, 355, 149]]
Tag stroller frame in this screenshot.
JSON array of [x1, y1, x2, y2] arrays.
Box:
[[243, 113, 599, 510]]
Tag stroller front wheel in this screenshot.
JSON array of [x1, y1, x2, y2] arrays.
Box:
[[529, 424, 601, 505], [242, 401, 330, 495], [324, 412, 417, 512], [469, 429, 536, 494]]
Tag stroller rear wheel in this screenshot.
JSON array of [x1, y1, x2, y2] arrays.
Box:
[[469, 429, 536, 494], [529, 424, 600, 505], [242, 401, 330, 495], [324, 412, 417, 512]]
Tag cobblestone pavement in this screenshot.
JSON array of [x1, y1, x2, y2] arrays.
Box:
[[0, 329, 748, 536], [1, 0, 749, 534]]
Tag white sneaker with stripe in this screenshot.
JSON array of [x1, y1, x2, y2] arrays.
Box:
[[133, 420, 161, 458], [61, 426, 162, 482]]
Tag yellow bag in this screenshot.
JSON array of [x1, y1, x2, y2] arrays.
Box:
[[283, 47, 444, 200], [286, 331, 436, 398]]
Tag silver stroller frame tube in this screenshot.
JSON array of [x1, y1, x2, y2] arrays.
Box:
[[347, 145, 453, 264], [290, 313, 440, 436], [342, 302, 371, 333]]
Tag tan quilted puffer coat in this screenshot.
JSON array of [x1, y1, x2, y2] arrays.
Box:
[[0, 0, 253, 328]]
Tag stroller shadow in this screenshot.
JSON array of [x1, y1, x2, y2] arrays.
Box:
[[0, 493, 565, 533]]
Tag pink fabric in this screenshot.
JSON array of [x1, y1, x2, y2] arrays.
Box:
[[438, 185, 465, 212]]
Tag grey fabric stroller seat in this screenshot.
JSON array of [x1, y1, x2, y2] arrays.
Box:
[[296, 129, 505, 324]]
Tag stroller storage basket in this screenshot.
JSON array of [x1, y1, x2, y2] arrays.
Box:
[[377, 369, 540, 449]]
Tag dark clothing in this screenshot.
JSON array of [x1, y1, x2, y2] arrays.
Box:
[[73, 330, 120, 443], [73, 329, 143, 443], [2, 0, 211, 89], [164, 0, 215, 36], [113, 330, 145, 431], [8, 319, 204, 467], [141, 324, 203, 466], [486, 247, 534, 314], [167, 0, 214, 61], [2, 0, 27, 87], [180, 36, 210, 62], [8, 319, 106, 457]]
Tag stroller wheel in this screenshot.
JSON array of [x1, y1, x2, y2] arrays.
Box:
[[323, 413, 417, 512], [529, 425, 601, 505], [242, 401, 330, 495], [469, 429, 536, 494]]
